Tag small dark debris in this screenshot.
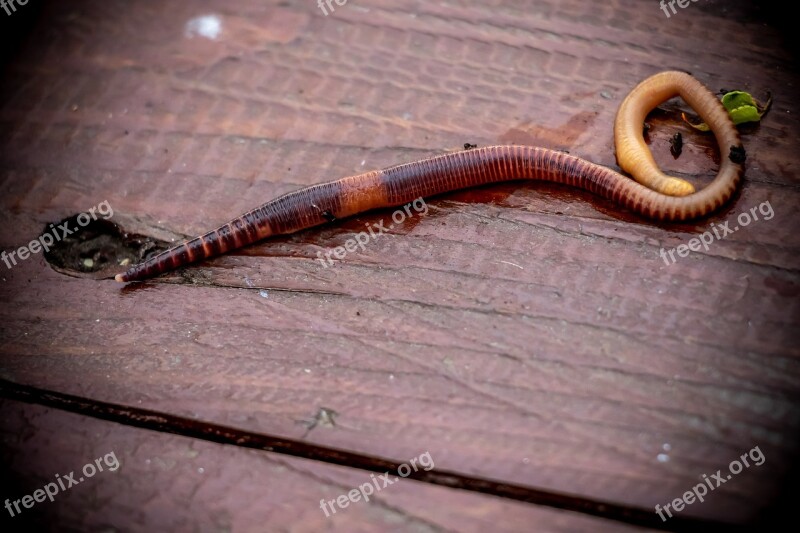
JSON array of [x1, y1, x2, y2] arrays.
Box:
[[670, 132, 683, 157], [312, 203, 336, 223], [464, 143, 477, 150], [729, 145, 746, 164], [643, 122, 651, 137]]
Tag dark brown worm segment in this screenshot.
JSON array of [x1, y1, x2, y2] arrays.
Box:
[[115, 71, 745, 283]]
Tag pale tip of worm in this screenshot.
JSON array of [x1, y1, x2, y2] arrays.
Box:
[[664, 178, 696, 197], [114, 273, 126, 283]]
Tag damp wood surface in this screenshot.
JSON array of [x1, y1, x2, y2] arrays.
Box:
[[0, 0, 798, 531]]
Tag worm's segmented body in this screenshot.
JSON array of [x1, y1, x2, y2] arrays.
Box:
[[116, 72, 744, 283]]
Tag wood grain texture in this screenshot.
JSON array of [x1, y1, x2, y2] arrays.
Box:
[[0, 0, 797, 529], [2, 399, 643, 532]]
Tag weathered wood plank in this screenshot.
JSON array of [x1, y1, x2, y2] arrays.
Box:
[[2, 399, 644, 531], [0, 0, 796, 528]]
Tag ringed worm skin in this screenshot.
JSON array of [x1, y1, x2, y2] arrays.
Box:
[[115, 71, 745, 283]]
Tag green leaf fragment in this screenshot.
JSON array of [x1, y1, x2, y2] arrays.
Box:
[[721, 91, 756, 111], [729, 105, 763, 124], [681, 90, 772, 131], [681, 114, 710, 131]]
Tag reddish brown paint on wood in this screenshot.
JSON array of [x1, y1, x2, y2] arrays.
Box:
[[0, 0, 797, 530], [3, 399, 644, 532]]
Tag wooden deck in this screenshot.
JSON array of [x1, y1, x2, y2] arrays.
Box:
[[1, 1, 797, 531]]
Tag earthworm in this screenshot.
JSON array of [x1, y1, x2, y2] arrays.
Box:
[[115, 71, 744, 283]]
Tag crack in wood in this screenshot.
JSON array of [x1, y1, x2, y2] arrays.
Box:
[[0, 378, 744, 532]]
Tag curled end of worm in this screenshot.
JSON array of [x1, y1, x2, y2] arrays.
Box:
[[661, 177, 696, 196]]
